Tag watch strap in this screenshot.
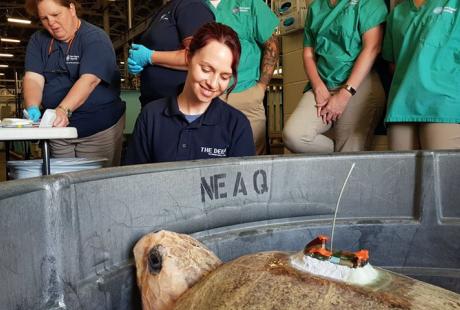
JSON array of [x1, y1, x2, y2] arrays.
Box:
[[343, 84, 356, 96], [57, 106, 72, 118]]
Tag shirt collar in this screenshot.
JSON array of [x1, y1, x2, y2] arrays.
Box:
[[163, 96, 223, 126]]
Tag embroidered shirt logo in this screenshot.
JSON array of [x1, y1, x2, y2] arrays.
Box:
[[66, 55, 80, 64], [233, 6, 250, 13], [201, 146, 227, 157], [433, 6, 457, 14], [160, 12, 170, 21], [349, 0, 359, 5]]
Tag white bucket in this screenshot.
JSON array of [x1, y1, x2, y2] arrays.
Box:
[[7, 158, 107, 179]]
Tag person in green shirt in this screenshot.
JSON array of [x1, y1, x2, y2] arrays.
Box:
[[206, 0, 279, 155], [283, 0, 388, 153], [383, 0, 460, 150]]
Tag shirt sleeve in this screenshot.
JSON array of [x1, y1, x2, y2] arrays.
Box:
[[124, 111, 153, 165], [229, 114, 256, 157], [382, 12, 394, 62], [303, 7, 314, 47], [175, 0, 215, 40], [24, 32, 46, 74], [252, 0, 280, 44], [79, 30, 118, 84], [359, 0, 388, 34]]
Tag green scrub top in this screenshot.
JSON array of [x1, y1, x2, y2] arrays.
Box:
[[303, 0, 388, 92], [383, 0, 460, 123], [206, 0, 279, 92]]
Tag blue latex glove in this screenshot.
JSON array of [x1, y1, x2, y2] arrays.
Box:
[[27, 106, 41, 122], [129, 43, 154, 68], [127, 58, 144, 75]]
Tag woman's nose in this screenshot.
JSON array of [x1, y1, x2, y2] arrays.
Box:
[[48, 17, 56, 26], [207, 74, 218, 89]]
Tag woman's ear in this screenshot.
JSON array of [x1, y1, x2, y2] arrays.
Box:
[[69, 3, 77, 16]]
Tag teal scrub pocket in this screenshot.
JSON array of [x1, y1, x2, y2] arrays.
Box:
[[421, 12, 456, 47]]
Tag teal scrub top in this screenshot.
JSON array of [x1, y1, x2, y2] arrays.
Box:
[[206, 0, 279, 92], [383, 0, 460, 123], [303, 0, 388, 92]]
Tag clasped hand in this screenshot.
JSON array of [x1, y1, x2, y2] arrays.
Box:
[[127, 44, 154, 75], [315, 87, 350, 125]]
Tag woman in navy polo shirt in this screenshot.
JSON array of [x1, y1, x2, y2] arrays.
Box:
[[127, 0, 214, 107], [23, 0, 125, 167], [125, 22, 255, 164]]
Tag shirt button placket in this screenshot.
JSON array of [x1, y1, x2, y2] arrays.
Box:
[[177, 129, 190, 160]]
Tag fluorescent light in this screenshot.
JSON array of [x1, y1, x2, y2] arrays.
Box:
[[1, 38, 21, 43], [120, 61, 125, 65], [0, 73, 5, 76], [7, 18, 32, 24], [120, 78, 125, 82], [0, 53, 14, 58], [0, 65, 9, 68]]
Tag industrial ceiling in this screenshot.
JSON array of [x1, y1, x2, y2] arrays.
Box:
[[0, 0, 164, 87]]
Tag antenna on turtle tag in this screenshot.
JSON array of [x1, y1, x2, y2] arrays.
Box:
[[330, 162, 356, 253]]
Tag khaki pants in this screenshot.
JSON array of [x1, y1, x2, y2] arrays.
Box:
[[49, 114, 125, 167], [283, 71, 385, 153], [388, 123, 460, 150], [221, 84, 266, 155]]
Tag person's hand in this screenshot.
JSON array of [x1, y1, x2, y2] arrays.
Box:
[[128, 43, 154, 68], [319, 88, 351, 124], [127, 58, 144, 75], [312, 83, 331, 117], [53, 107, 70, 128], [26, 106, 41, 122]]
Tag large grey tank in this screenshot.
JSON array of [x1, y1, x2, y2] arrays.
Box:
[[0, 151, 459, 309]]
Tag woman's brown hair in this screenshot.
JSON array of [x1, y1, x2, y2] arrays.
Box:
[[25, 0, 81, 18], [188, 22, 241, 95]]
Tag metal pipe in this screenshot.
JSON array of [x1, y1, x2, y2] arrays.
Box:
[[14, 71, 20, 117], [127, 0, 132, 29], [103, 0, 110, 34]]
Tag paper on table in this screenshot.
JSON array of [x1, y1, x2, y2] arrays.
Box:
[[1, 118, 34, 128], [39, 109, 57, 128]]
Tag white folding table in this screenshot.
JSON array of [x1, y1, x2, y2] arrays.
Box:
[[0, 127, 78, 175]]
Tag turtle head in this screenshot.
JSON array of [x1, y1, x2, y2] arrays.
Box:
[[133, 230, 222, 310]]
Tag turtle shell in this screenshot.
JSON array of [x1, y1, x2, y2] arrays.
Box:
[[174, 251, 460, 310]]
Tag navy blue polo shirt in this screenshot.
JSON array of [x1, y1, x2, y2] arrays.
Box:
[[25, 20, 125, 138], [138, 0, 214, 106], [124, 96, 255, 164]]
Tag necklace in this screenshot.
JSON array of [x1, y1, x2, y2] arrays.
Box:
[[47, 19, 81, 56]]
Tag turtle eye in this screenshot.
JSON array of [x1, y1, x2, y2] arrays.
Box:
[[148, 246, 162, 274]]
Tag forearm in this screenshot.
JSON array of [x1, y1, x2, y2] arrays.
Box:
[[259, 35, 280, 86], [345, 25, 383, 89], [23, 72, 44, 108], [151, 49, 188, 71], [59, 74, 101, 111], [345, 45, 380, 89]]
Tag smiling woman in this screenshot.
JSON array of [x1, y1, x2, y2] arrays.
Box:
[[22, 0, 126, 167], [124, 22, 256, 165]]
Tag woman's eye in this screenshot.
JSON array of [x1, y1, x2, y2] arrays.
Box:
[[201, 67, 211, 73], [221, 75, 231, 81]]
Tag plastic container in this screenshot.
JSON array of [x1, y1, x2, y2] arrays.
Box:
[[0, 151, 459, 309], [7, 158, 107, 179]]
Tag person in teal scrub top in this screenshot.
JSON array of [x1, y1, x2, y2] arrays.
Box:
[[383, 0, 460, 150], [282, 0, 388, 153], [206, 0, 279, 155]]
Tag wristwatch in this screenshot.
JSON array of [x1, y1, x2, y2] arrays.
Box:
[[342, 84, 356, 96], [57, 106, 72, 118]]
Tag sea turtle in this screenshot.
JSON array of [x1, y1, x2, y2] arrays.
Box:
[[133, 230, 460, 310]]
